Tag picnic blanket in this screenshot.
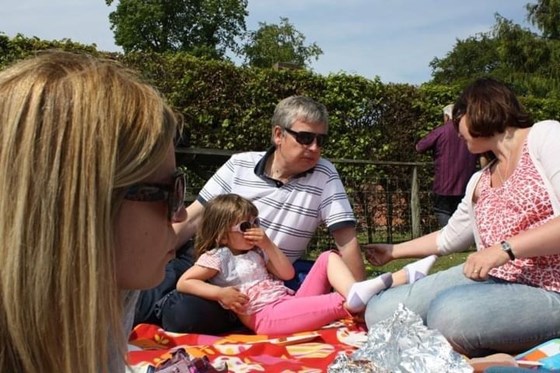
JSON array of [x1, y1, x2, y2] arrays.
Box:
[[127, 318, 367, 372]]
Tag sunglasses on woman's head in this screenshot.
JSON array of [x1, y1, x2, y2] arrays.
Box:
[[124, 170, 186, 221], [283, 127, 328, 147], [231, 217, 260, 233]]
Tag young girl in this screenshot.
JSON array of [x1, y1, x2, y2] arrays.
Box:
[[177, 194, 436, 335]]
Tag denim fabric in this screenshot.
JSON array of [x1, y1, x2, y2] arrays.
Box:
[[160, 290, 245, 334], [134, 240, 195, 326], [365, 264, 560, 357], [484, 368, 548, 373]]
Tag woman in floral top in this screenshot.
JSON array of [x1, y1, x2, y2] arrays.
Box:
[[364, 77, 560, 358]]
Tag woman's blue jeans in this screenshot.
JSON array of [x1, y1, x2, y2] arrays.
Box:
[[365, 264, 560, 357]]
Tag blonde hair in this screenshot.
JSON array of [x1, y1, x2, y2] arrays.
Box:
[[0, 51, 179, 372], [195, 194, 259, 258]]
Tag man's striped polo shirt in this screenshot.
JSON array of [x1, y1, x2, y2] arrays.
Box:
[[197, 147, 356, 262]]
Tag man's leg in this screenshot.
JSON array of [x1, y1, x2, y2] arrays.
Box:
[[160, 290, 244, 334], [434, 194, 463, 228], [134, 240, 195, 326]]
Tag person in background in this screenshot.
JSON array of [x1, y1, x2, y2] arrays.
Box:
[[364, 77, 560, 358], [0, 51, 185, 372], [135, 95, 366, 334], [178, 194, 436, 334], [416, 104, 479, 227]]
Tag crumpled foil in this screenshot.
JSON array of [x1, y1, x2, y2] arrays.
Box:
[[328, 304, 473, 373]]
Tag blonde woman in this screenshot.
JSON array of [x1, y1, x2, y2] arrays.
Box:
[[0, 51, 186, 372]]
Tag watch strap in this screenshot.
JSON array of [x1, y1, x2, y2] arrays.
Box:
[[500, 241, 516, 260]]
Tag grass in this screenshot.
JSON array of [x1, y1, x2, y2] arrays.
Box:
[[365, 251, 472, 277]]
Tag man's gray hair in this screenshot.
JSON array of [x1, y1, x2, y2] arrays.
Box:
[[271, 96, 329, 131], [443, 104, 454, 120]]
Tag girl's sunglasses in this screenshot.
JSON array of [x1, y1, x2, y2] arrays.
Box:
[[124, 170, 186, 221], [283, 127, 328, 147], [231, 217, 260, 233]]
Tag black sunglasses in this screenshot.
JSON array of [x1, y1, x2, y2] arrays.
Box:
[[231, 217, 260, 233], [283, 127, 328, 147], [124, 170, 186, 221]]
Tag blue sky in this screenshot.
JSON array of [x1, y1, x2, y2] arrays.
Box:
[[2, 0, 533, 85]]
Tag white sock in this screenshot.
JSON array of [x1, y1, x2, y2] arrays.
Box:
[[404, 255, 437, 284], [346, 273, 393, 312]]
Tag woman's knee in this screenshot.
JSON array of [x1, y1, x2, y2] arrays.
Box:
[[426, 289, 488, 356]]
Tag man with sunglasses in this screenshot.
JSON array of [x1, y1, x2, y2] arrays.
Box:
[[135, 96, 365, 334]]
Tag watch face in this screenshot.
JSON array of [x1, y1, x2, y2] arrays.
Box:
[[500, 241, 515, 260]]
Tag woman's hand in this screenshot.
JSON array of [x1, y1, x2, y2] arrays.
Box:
[[218, 286, 249, 313], [463, 244, 510, 280], [363, 243, 394, 266]]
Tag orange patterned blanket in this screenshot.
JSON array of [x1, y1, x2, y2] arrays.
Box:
[[127, 318, 367, 372]]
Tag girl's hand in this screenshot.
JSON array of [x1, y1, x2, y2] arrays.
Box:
[[243, 227, 275, 251], [463, 244, 510, 281], [218, 286, 249, 312]]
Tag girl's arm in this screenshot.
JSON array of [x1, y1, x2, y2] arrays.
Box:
[[177, 265, 249, 310], [244, 227, 295, 281]]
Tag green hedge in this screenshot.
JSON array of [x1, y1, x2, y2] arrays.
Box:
[[3, 33, 560, 166]]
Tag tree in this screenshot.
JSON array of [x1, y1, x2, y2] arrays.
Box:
[[429, 8, 560, 98], [105, 0, 248, 58], [526, 0, 560, 39], [242, 17, 323, 69], [430, 32, 500, 87]]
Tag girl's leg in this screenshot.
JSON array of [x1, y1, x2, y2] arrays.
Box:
[[249, 293, 350, 335], [295, 251, 337, 297], [347, 255, 438, 312], [296, 250, 358, 298], [295, 251, 391, 314], [392, 254, 438, 286]]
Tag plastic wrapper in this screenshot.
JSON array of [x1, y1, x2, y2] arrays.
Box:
[[328, 304, 473, 373], [149, 348, 227, 373]]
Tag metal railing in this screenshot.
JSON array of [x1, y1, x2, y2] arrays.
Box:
[[176, 147, 438, 250]]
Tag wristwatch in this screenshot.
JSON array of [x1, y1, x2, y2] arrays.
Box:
[[500, 241, 516, 260]]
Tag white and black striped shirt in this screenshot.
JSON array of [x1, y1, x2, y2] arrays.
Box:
[[197, 147, 356, 262]]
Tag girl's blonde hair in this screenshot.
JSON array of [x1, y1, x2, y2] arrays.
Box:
[[195, 194, 259, 258], [0, 51, 179, 372]]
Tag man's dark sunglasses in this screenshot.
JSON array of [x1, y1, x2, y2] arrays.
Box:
[[124, 170, 186, 221], [284, 127, 328, 147]]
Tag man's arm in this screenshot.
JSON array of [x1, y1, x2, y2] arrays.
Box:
[[173, 200, 205, 249], [332, 226, 366, 281], [415, 127, 440, 153]]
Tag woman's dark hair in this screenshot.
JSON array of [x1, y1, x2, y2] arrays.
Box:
[[452, 77, 533, 138]]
